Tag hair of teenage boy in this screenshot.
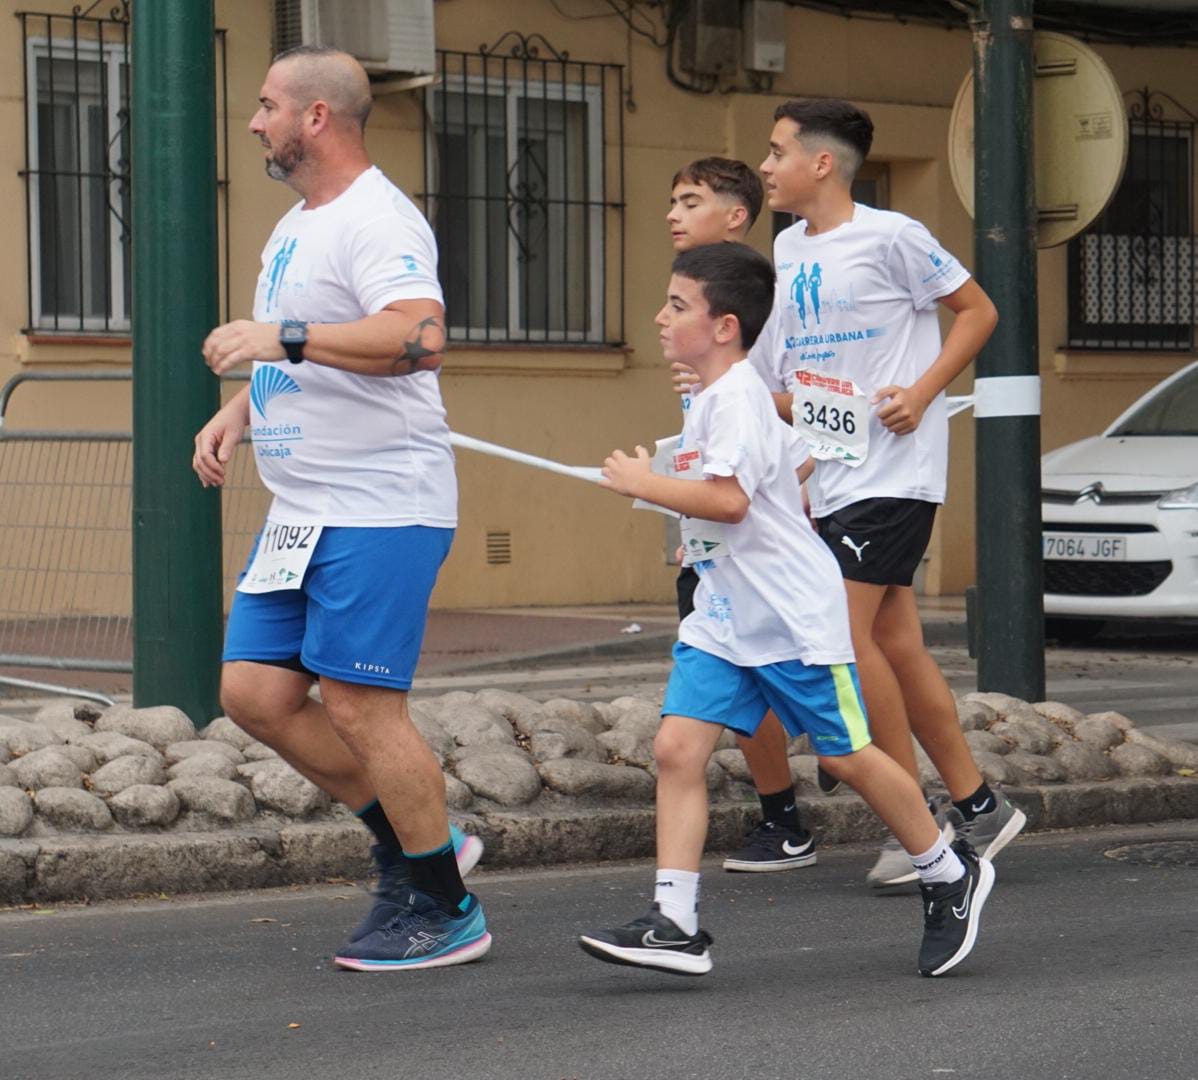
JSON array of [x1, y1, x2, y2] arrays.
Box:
[[669, 157, 765, 247], [670, 242, 775, 353], [772, 98, 874, 182]]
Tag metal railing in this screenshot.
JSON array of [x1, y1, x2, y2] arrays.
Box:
[[0, 369, 267, 702]]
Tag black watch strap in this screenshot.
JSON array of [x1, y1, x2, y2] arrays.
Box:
[[280, 319, 307, 364]]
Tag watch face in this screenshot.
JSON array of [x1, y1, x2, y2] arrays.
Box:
[[280, 325, 305, 343]]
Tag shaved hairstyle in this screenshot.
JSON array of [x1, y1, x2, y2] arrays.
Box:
[[773, 98, 874, 182], [272, 45, 374, 131]]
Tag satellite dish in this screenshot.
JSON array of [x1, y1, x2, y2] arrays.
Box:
[[948, 32, 1128, 249]]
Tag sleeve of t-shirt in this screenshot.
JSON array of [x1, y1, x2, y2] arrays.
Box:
[[886, 219, 971, 311], [745, 282, 786, 392], [348, 211, 445, 315], [697, 388, 768, 501]]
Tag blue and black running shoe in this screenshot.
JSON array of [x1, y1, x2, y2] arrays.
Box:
[[336, 889, 491, 972]]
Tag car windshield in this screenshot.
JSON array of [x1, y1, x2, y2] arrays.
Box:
[[1109, 366, 1198, 436]]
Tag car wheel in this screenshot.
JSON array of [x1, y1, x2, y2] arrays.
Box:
[[1045, 617, 1105, 644]]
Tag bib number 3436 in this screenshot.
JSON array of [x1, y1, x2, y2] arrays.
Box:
[[237, 521, 323, 594], [788, 368, 870, 468]]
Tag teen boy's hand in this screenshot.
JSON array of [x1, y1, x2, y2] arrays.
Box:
[[872, 384, 930, 436], [601, 446, 653, 497], [671, 361, 702, 395]]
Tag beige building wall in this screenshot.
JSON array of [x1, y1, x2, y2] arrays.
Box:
[[1, 0, 1194, 616]]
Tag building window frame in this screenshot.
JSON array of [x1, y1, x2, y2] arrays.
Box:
[[1067, 90, 1195, 353], [423, 38, 625, 348]]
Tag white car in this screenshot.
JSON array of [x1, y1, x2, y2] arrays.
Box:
[[1040, 360, 1198, 640]]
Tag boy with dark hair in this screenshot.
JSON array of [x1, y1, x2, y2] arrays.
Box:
[[666, 157, 818, 875], [579, 242, 994, 978], [753, 98, 1024, 890]]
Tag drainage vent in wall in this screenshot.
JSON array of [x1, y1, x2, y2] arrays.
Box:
[[486, 531, 512, 565]]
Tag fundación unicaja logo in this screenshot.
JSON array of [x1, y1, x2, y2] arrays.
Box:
[[251, 364, 302, 419]]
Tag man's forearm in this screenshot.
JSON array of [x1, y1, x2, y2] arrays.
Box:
[[304, 308, 446, 377]]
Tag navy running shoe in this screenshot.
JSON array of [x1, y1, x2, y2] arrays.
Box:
[[335, 889, 491, 972], [349, 824, 484, 942]]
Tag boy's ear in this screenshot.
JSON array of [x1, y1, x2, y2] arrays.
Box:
[[714, 312, 741, 346], [727, 203, 748, 232]]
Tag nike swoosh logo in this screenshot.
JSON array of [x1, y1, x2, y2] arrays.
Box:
[[782, 840, 810, 855], [951, 875, 974, 920], [971, 800, 993, 814], [784, 804, 796, 814], [642, 931, 683, 948]]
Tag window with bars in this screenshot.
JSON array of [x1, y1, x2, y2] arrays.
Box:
[[1068, 97, 1195, 352], [423, 39, 625, 347], [19, 5, 230, 336]]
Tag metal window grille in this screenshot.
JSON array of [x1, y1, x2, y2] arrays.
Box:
[[1067, 89, 1196, 352], [422, 34, 625, 347], [18, 2, 232, 335]]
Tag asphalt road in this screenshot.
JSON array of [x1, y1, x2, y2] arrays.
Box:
[[3, 821, 1197, 1080]]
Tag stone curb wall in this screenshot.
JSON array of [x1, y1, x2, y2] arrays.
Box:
[[4, 776, 1197, 904]]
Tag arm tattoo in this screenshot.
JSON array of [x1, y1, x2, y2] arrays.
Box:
[[391, 316, 446, 375]]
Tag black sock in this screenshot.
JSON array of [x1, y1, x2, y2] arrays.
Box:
[[408, 840, 468, 911], [355, 799, 403, 853], [759, 785, 801, 833], [953, 782, 997, 823]]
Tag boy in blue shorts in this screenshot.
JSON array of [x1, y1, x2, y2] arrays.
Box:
[[578, 243, 994, 978]]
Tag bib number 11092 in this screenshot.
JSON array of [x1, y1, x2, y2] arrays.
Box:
[[237, 521, 323, 594]]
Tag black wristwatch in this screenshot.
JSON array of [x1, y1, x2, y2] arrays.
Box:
[[279, 319, 308, 364]]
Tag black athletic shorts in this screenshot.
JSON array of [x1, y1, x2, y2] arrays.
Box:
[[677, 565, 699, 620], [815, 497, 938, 587]]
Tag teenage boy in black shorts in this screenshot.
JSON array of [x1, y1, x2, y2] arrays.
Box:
[[751, 98, 1025, 889], [667, 158, 817, 874]]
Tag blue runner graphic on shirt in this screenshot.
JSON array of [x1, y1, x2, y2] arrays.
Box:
[[789, 262, 826, 330], [251, 365, 302, 419], [264, 237, 297, 313]]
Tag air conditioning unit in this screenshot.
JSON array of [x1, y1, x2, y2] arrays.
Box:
[[679, 0, 741, 77], [273, 0, 435, 76]]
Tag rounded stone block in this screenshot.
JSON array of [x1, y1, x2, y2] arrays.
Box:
[[956, 699, 997, 731], [167, 754, 239, 782], [0, 787, 34, 836], [1071, 716, 1124, 752], [168, 777, 256, 823], [201, 716, 259, 751], [990, 720, 1054, 757], [444, 773, 474, 811], [250, 763, 329, 817], [109, 784, 181, 828], [34, 787, 113, 831], [1032, 701, 1086, 727], [529, 727, 603, 764], [73, 731, 165, 767], [1004, 751, 1067, 783], [438, 704, 516, 748], [94, 705, 196, 749], [165, 740, 245, 766], [538, 698, 606, 736], [538, 758, 655, 801], [11, 748, 83, 791], [964, 729, 1011, 756], [0, 720, 61, 756], [1052, 742, 1116, 782], [91, 754, 168, 796], [1110, 742, 1171, 778], [453, 752, 542, 806]]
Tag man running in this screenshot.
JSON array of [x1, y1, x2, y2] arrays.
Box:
[[193, 46, 487, 970]]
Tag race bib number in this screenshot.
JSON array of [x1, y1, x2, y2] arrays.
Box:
[[788, 369, 870, 468], [237, 521, 323, 594], [680, 514, 730, 566]]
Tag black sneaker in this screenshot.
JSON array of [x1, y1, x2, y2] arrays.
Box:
[[917, 840, 995, 977], [817, 765, 842, 796], [722, 820, 817, 873], [579, 904, 713, 976]]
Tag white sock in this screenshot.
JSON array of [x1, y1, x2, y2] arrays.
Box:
[[909, 831, 965, 886], [654, 868, 700, 935]]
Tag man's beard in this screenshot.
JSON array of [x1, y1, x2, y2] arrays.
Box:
[[264, 127, 304, 180]]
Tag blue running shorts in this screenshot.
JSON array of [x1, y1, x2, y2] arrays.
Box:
[[661, 642, 871, 756], [223, 525, 453, 691]]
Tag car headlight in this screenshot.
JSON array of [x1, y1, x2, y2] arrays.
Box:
[[1158, 482, 1198, 509]]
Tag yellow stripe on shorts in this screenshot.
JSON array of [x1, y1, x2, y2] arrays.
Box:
[[831, 664, 871, 751]]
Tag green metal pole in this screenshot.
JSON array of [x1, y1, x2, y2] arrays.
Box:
[[131, 0, 223, 726], [971, 0, 1046, 700]]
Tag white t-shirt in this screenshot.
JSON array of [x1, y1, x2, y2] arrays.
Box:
[[248, 166, 456, 527], [749, 204, 970, 518], [677, 360, 855, 668]]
